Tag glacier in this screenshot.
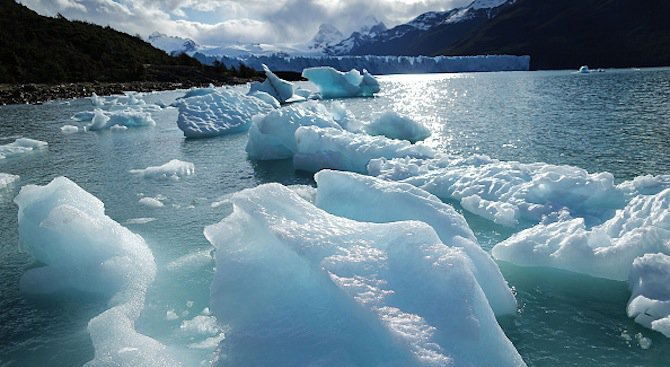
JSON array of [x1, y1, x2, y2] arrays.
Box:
[[0, 138, 48, 160], [205, 183, 526, 366], [14, 177, 180, 366], [176, 88, 275, 138], [129, 159, 195, 181], [302, 66, 380, 98]]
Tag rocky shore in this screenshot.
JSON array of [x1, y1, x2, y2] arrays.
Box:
[[0, 78, 258, 106]]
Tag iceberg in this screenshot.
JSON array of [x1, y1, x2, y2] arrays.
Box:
[[79, 109, 156, 131], [313, 170, 517, 315], [245, 101, 342, 160], [247, 90, 281, 109], [0, 138, 48, 160], [176, 89, 274, 138], [60, 124, 80, 134], [491, 188, 670, 281], [130, 159, 195, 181], [14, 177, 179, 366], [205, 183, 526, 366], [248, 64, 306, 104], [139, 196, 165, 208], [0, 172, 19, 190], [182, 85, 219, 99], [293, 126, 435, 173], [302, 66, 380, 98], [628, 253, 670, 337], [365, 111, 431, 143]]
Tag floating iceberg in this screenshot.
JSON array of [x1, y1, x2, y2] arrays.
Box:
[[365, 111, 431, 143], [491, 188, 670, 281], [0, 138, 48, 160], [293, 126, 435, 173], [130, 159, 195, 181], [139, 196, 165, 208], [79, 109, 156, 131], [0, 173, 19, 190], [205, 183, 526, 366], [314, 170, 517, 315], [60, 124, 80, 134], [302, 66, 380, 98], [245, 101, 342, 160], [628, 253, 670, 337], [249, 64, 306, 104], [14, 177, 179, 366], [369, 155, 629, 227], [176, 89, 274, 138]]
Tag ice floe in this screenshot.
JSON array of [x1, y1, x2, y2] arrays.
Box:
[[302, 66, 380, 98], [628, 253, 670, 337], [14, 177, 179, 366], [365, 111, 431, 143], [0, 138, 48, 160], [176, 88, 274, 138], [60, 124, 81, 134], [205, 183, 525, 366], [130, 159, 195, 181], [139, 196, 165, 208]]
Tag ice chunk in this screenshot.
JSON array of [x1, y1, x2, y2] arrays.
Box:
[[628, 253, 670, 337], [492, 188, 670, 281], [293, 126, 435, 173], [247, 90, 280, 109], [182, 85, 219, 99], [365, 111, 431, 143], [205, 183, 525, 366], [0, 138, 48, 160], [139, 196, 165, 208], [0, 173, 19, 191], [176, 89, 274, 138], [302, 66, 380, 98], [14, 177, 179, 366], [130, 159, 195, 181], [60, 124, 80, 134], [248, 64, 305, 104], [87, 108, 156, 131], [370, 155, 628, 226], [314, 170, 517, 315], [245, 101, 342, 160], [90, 92, 105, 106]]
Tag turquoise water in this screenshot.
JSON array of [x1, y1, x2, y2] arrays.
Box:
[[1, 68, 669, 366]]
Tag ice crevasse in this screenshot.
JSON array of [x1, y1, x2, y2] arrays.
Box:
[[15, 177, 180, 366], [205, 182, 526, 367]]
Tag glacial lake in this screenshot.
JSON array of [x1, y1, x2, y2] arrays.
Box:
[[1, 68, 669, 366]]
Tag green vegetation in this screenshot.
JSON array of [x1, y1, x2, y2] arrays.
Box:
[[0, 0, 260, 83]]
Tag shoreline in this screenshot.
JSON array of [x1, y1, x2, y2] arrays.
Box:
[[0, 78, 258, 106]]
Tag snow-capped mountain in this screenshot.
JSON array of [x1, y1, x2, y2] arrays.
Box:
[[147, 32, 199, 55], [324, 16, 387, 55], [328, 0, 515, 56], [307, 24, 345, 51]]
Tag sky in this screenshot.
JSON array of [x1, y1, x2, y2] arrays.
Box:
[[18, 0, 471, 46]]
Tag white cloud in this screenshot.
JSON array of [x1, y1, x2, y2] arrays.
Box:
[[18, 0, 472, 45]]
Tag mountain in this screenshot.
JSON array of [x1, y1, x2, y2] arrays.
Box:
[[325, 16, 388, 55], [331, 0, 670, 70], [307, 24, 345, 52], [147, 32, 199, 55]]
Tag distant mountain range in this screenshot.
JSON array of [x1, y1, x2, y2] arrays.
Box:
[[151, 0, 670, 70]]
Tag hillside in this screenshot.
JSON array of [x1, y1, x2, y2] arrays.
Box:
[[0, 0, 259, 83]]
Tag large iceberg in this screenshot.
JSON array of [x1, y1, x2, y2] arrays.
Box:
[[293, 126, 435, 173], [15, 177, 179, 366], [176, 88, 275, 138], [0, 138, 48, 159], [245, 101, 342, 160], [302, 66, 380, 98], [248, 64, 307, 104], [205, 183, 526, 366], [365, 111, 431, 143], [313, 170, 517, 315], [130, 159, 195, 181], [491, 188, 670, 281], [628, 253, 670, 337]]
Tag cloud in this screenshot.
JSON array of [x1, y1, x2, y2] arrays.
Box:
[[18, 0, 472, 45]]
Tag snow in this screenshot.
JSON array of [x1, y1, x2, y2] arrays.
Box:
[[245, 101, 342, 160], [0, 173, 19, 190], [313, 170, 517, 316], [14, 177, 179, 366], [204, 183, 526, 366], [369, 155, 629, 227], [365, 111, 431, 143], [302, 66, 380, 98], [0, 138, 48, 160], [491, 188, 670, 281], [130, 159, 195, 181], [249, 64, 306, 104], [176, 88, 274, 138], [294, 126, 435, 173], [628, 253, 670, 337]]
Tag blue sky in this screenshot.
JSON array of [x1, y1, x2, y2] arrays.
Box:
[[19, 0, 471, 45]]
